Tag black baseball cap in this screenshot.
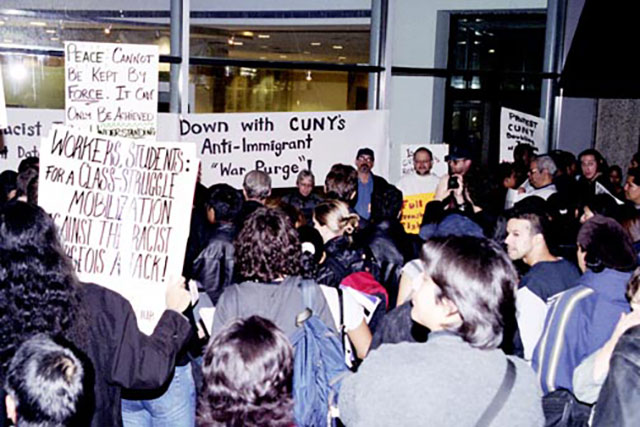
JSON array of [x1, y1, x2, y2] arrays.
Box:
[[445, 145, 472, 161], [356, 148, 375, 160]]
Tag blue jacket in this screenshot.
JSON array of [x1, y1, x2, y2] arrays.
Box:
[[532, 268, 632, 395]]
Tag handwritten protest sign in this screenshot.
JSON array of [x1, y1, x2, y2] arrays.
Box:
[[65, 41, 158, 140], [400, 193, 435, 234], [400, 143, 448, 178], [398, 144, 447, 234], [38, 124, 197, 333], [179, 110, 389, 187], [499, 107, 545, 162]]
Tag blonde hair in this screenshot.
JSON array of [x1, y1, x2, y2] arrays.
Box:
[[313, 200, 359, 236]]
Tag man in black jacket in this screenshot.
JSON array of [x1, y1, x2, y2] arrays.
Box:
[[354, 148, 394, 225], [192, 184, 244, 305]]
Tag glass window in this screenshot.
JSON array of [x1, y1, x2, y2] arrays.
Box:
[[444, 13, 546, 162]]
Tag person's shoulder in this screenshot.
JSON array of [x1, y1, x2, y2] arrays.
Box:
[[80, 282, 127, 306]]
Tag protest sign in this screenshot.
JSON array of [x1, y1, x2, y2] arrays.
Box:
[[179, 110, 389, 187], [400, 143, 448, 178], [499, 107, 545, 162], [38, 124, 197, 333], [65, 41, 158, 140], [398, 144, 447, 234], [400, 193, 435, 234], [0, 65, 7, 130]]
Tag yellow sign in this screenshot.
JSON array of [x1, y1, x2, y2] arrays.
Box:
[[400, 193, 435, 234]]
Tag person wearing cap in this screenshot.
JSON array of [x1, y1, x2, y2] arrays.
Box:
[[395, 147, 440, 198], [434, 145, 473, 203], [353, 147, 393, 223], [532, 215, 637, 397]]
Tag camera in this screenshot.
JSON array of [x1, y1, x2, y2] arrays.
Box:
[[447, 176, 459, 190]]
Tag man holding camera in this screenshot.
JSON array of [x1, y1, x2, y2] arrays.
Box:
[[434, 145, 473, 204]]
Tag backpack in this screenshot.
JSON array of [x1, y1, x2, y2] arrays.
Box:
[[290, 280, 350, 427]]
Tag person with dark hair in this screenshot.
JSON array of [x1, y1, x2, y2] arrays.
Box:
[[608, 165, 625, 199], [579, 193, 621, 223], [577, 148, 610, 200], [4, 334, 87, 427], [212, 207, 335, 338], [197, 316, 294, 427], [0, 170, 17, 206], [513, 143, 538, 186], [630, 151, 640, 170], [324, 163, 358, 203], [15, 167, 38, 204], [571, 267, 640, 405], [0, 201, 193, 427], [339, 236, 544, 426], [505, 204, 581, 360], [624, 167, 640, 209], [191, 183, 244, 304], [533, 215, 637, 397], [281, 169, 323, 224], [17, 156, 39, 174]]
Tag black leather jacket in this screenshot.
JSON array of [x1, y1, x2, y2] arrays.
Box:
[[593, 325, 640, 426], [316, 235, 380, 288], [191, 222, 237, 305]]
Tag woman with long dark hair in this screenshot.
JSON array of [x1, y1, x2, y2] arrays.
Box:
[[0, 201, 192, 427]]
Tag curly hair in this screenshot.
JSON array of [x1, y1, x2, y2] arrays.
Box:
[[234, 207, 301, 282], [0, 201, 83, 382], [197, 316, 294, 427]]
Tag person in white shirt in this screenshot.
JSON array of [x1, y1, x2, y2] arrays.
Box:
[[507, 154, 558, 208], [396, 147, 440, 197]]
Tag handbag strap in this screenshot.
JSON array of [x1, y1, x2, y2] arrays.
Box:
[[475, 359, 516, 427]]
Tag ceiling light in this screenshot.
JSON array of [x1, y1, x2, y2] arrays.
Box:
[[310, 42, 321, 46], [241, 31, 254, 37], [338, 56, 346, 60], [306, 71, 312, 81], [279, 55, 287, 59], [258, 34, 270, 39], [332, 45, 343, 50], [259, 56, 266, 60], [51, 37, 59, 41], [458, 41, 467, 45], [104, 26, 111, 35], [30, 21, 47, 27], [232, 41, 243, 46], [9, 62, 28, 82], [488, 49, 495, 53], [45, 29, 55, 34], [474, 41, 481, 45]]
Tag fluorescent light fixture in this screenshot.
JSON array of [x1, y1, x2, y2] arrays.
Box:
[[332, 45, 343, 50], [488, 49, 495, 53], [10, 62, 28, 81], [30, 21, 47, 27], [45, 29, 56, 34], [310, 42, 321, 46], [232, 41, 243, 46], [258, 34, 270, 39], [338, 56, 346, 60], [279, 55, 287, 59], [241, 31, 254, 37]]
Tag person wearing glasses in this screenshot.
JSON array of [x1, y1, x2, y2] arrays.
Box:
[[508, 154, 558, 208]]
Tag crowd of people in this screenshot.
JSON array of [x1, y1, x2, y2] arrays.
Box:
[[2, 142, 640, 426]]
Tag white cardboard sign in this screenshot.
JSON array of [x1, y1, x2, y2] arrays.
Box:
[[499, 107, 545, 162], [179, 110, 389, 187], [38, 124, 197, 333], [400, 143, 449, 178], [65, 41, 159, 140]]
